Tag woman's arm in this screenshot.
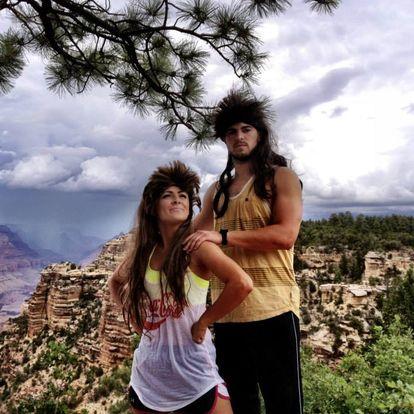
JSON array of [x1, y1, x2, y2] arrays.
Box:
[[190, 242, 253, 343], [108, 262, 142, 334], [108, 261, 128, 307]]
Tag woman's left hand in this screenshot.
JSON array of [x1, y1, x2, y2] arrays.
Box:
[[191, 320, 208, 344]]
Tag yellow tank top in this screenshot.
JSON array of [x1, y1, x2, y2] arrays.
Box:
[[212, 176, 300, 323]]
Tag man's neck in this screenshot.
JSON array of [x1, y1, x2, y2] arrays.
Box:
[[233, 159, 253, 182]]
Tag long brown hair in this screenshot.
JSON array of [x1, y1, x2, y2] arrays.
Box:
[[120, 161, 201, 332]]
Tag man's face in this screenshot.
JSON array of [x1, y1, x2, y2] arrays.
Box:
[[224, 122, 260, 161]]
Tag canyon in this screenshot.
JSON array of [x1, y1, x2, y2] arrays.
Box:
[[0, 234, 412, 412]]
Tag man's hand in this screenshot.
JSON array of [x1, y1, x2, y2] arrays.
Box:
[[191, 319, 208, 344], [183, 230, 221, 252]]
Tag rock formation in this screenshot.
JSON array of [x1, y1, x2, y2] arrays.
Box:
[[26, 234, 131, 367], [362, 249, 414, 284], [0, 226, 42, 273], [299, 246, 342, 269], [1, 234, 413, 412], [19, 240, 414, 364]]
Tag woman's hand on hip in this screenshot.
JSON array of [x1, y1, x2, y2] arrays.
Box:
[[191, 319, 208, 344]]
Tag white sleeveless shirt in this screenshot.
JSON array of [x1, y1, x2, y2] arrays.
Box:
[[129, 259, 224, 412]]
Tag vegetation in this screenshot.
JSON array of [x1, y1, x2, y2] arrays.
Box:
[[302, 318, 414, 414], [92, 363, 130, 402], [8, 383, 72, 413], [297, 213, 414, 254], [381, 267, 414, 331], [0, 0, 340, 144]]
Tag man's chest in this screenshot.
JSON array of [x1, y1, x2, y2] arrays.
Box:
[[228, 177, 253, 197]]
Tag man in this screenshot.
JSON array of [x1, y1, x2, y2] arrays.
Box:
[[183, 90, 303, 414]]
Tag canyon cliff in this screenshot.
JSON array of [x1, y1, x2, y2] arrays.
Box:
[[0, 234, 412, 412], [26, 234, 131, 367]]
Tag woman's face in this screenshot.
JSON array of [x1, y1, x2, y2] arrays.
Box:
[[156, 185, 190, 226]]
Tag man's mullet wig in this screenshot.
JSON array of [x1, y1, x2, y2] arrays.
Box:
[[212, 89, 274, 140]]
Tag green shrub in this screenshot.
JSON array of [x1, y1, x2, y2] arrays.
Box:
[[109, 397, 130, 414], [382, 267, 414, 331], [348, 316, 364, 334], [303, 318, 414, 413], [11, 314, 29, 337]]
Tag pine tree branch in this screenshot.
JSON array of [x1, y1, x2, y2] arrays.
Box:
[[0, 0, 342, 144]]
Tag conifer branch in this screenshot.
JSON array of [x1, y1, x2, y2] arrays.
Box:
[[0, 0, 341, 145]]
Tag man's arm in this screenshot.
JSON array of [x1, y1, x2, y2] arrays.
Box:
[[193, 182, 216, 231], [183, 167, 303, 252]]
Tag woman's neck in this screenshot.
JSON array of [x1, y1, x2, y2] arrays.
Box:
[[158, 224, 180, 250]]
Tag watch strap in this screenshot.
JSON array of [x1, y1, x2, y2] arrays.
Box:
[[220, 229, 228, 246]]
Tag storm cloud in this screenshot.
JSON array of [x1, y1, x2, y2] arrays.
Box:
[[1, 0, 413, 245]]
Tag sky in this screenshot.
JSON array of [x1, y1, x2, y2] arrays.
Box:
[[1, 0, 413, 249]]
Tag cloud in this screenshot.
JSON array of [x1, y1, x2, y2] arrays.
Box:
[[58, 156, 134, 192], [0, 154, 70, 188], [404, 103, 414, 114], [302, 135, 414, 210], [276, 67, 362, 123], [0, 145, 98, 189], [0, 149, 15, 167], [1, 0, 414, 243], [329, 106, 347, 118]]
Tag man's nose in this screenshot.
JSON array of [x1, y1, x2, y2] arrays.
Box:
[[236, 129, 244, 139]]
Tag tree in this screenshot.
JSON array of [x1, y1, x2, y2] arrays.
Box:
[[339, 252, 349, 276], [382, 267, 414, 331], [0, 0, 341, 145]]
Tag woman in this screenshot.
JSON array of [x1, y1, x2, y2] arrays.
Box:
[[109, 161, 253, 414]]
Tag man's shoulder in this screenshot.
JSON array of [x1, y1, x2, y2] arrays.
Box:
[[204, 180, 219, 199], [274, 166, 302, 188]]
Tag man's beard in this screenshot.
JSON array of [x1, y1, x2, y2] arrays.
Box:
[[231, 153, 252, 162], [231, 146, 258, 163]]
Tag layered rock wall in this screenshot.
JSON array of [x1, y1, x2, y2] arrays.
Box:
[[26, 235, 131, 367], [22, 235, 413, 366], [363, 249, 414, 283], [99, 289, 133, 366], [299, 246, 342, 269]]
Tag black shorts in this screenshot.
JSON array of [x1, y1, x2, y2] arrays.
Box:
[[128, 385, 218, 414]]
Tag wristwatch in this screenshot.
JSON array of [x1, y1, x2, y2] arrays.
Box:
[[219, 229, 228, 246]]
